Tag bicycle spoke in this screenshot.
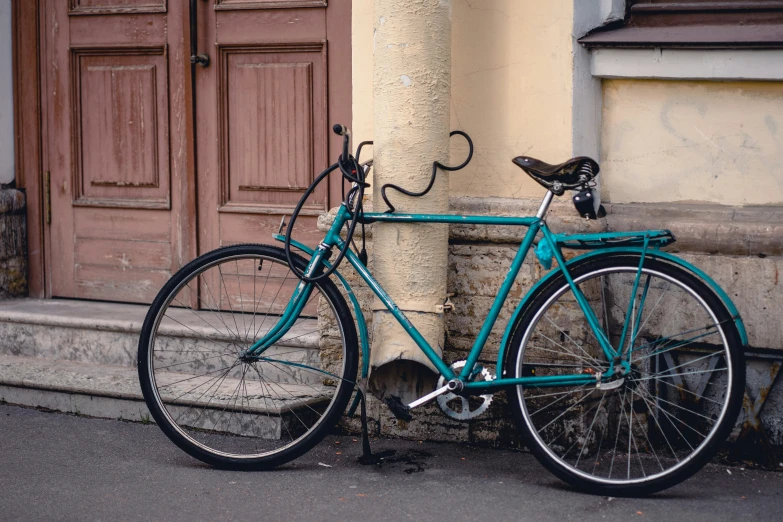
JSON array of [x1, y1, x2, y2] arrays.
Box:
[[632, 393, 665, 473], [608, 386, 629, 480], [514, 261, 740, 491], [633, 388, 684, 460], [143, 249, 355, 462], [575, 391, 607, 468], [529, 383, 591, 418], [543, 316, 603, 367]]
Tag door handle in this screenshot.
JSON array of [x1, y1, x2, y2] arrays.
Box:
[[190, 0, 210, 67]]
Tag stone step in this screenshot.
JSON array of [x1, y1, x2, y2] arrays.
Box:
[[0, 354, 333, 438], [0, 299, 331, 438], [0, 299, 320, 375]]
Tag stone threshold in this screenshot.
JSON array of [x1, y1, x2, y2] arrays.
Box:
[[0, 354, 328, 415], [0, 298, 319, 354]]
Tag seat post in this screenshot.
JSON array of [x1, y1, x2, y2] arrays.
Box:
[[535, 190, 555, 219]]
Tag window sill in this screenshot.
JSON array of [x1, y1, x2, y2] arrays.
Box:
[[590, 46, 783, 81]]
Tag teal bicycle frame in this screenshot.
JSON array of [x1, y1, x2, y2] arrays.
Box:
[[246, 191, 747, 397]]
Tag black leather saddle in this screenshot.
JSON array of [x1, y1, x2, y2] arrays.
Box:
[[512, 156, 600, 194]]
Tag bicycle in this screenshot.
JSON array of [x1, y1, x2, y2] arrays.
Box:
[[138, 125, 746, 496]]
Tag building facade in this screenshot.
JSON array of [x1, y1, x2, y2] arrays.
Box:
[[2, 0, 782, 454]]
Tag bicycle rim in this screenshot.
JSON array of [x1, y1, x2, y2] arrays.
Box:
[[511, 260, 741, 490], [141, 247, 356, 463]]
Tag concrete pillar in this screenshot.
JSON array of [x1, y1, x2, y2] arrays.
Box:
[[370, 0, 452, 403]]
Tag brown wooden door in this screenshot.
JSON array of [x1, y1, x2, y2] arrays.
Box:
[[194, 0, 351, 253], [45, 0, 194, 303], [43, 0, 350, 304]]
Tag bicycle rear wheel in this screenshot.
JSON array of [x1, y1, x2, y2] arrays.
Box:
[[138, 244, 358, 470], [506, 255, 744, 495]]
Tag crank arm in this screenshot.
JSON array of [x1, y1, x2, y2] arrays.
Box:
[[407, 384, 451, 409]]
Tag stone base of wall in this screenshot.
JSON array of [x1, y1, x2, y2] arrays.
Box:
[[319, 196, 783, 452], [0, 190, 27, 299]]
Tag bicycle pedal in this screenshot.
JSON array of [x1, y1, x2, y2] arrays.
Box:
[[383, 395, 413, 421]]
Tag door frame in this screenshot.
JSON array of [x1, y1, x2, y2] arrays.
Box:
[[13, 0, 351, 299], [12, 0, 45, 297]]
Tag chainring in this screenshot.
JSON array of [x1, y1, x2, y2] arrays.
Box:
[[436, 360, 495, 421]]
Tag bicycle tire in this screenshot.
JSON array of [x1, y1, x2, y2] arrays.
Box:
[[138, 244, 358, 470], [505, 254, 744, 496]]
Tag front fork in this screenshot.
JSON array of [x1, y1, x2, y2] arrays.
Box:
[[243, 207, 350, 358], [242, 245, 328, 358]]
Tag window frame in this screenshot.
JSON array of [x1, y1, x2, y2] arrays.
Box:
[[581, 0, 783, 48]]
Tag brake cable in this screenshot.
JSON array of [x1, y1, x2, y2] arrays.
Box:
[[285, 127, 473, 282], [284, 127, 368, 283]]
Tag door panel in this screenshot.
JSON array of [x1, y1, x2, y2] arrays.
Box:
[[196, 0, 350, 256], [196, 3, 345, 255], [69, 0, 168, 16], [218, 43, 327, 213], [45, 0, 191, 303], [214, 1, 327, 10], [71, 47, 170, 209]]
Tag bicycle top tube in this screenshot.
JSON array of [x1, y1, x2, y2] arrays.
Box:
[[359, 212, 539, 226]]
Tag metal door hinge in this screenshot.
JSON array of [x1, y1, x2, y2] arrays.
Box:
[[44, 171, 51, 225]]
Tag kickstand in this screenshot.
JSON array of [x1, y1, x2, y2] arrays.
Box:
[[356, 382, 395, 465]]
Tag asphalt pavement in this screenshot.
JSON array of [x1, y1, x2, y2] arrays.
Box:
[[1, 403, 781, 521]]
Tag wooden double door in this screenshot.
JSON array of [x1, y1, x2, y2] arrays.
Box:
[[44, 0, 350, 303]]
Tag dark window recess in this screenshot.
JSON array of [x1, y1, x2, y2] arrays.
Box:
[[580, 1, 783, 48]]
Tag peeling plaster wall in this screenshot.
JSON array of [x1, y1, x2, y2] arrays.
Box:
[[601, 79, 783, 206], [352, 0, 575, 199]]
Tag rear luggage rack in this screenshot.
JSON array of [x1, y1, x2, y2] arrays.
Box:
[[555, 230, 676, 250]]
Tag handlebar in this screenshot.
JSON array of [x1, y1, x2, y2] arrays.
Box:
[[332, 123, 349, 136], [285, 123, 472, 283], [333, 124, 351, 162]]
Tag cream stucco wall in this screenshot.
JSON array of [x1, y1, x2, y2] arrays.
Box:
[[601, 79, 783, 206], [351, 0, 374, 145], [352, 3, 783, 206], [352, 0, 575, 199]]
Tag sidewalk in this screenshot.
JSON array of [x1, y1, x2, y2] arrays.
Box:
[[1, 403, 781, 521]]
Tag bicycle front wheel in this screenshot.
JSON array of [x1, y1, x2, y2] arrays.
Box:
[[506, 255, 744, 495], [138, 244, 358, 470]]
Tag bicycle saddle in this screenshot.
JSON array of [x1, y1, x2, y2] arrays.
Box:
[[512, 155, 600, 195]]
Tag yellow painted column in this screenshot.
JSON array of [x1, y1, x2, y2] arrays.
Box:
[[370, 0, 452, 402]]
